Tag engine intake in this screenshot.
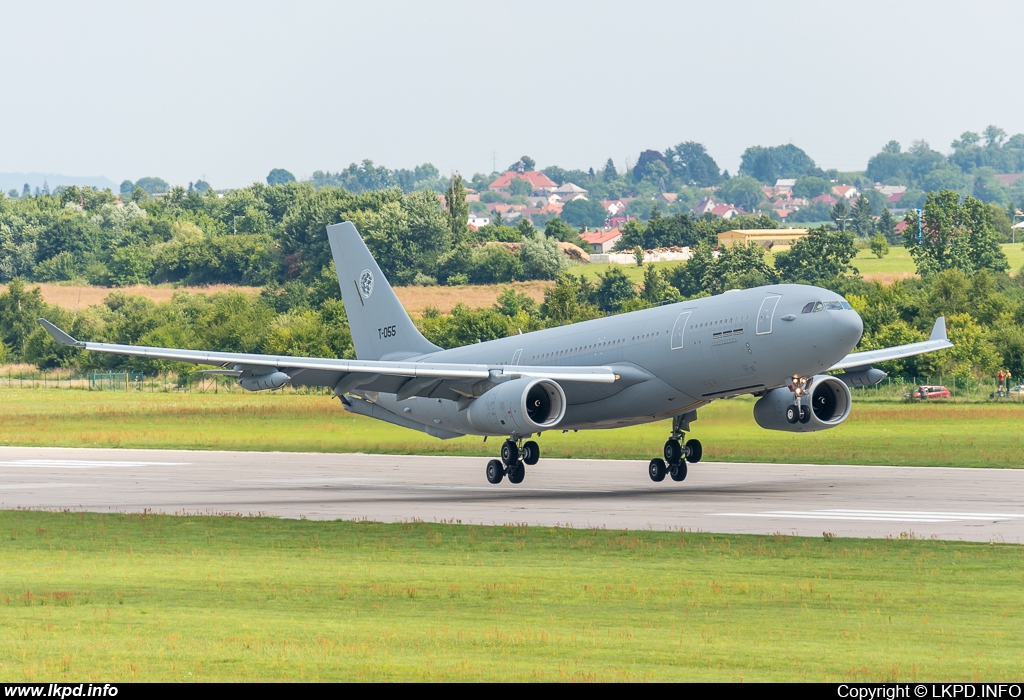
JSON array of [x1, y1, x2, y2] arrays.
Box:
[[466, 377, 566, 436], [753, 375, 852, 432]]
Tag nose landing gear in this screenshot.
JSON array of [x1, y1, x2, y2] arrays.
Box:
[[650, 413, 701, 483], [486, 437, 540, 485], [786, 376, 813, 424]]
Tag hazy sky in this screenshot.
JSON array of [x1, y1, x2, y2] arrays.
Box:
[[2, 0, 1022, 188]]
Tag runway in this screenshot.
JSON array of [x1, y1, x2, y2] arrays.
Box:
[[1, 446, 1023, 543]]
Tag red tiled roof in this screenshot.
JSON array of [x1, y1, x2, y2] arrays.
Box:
[[994, 173, 1024, 186], [887, 192, 904, 203], [813, 194, 838, 205], [580, 229, 622, 245], [489, 171, 557, 189]]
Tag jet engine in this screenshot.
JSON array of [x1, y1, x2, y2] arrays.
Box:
[[466, 377, 566, 436], [753, 375, 852, 432]]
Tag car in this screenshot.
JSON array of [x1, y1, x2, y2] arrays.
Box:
[[903, 385, 951, 401]]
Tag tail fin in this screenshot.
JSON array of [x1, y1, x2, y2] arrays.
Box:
[[327, 222, 440, 360]]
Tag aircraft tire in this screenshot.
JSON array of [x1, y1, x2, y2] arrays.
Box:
[[685, 439, 703, 464], [508, 461, 526, 484], [486, 459, 505, 484], [501, 440, 519, 466], [786, 405, 799, 423], [663, 439, 682, 464], [648, 458, 667, 482], [522, 441, 540, 466], [799, 405, 811, 423], [670, 461, 688, 482]]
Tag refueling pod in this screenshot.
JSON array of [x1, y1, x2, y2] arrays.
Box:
[[238, 371, 291, 391], [754, 375, 852, 432], [466, 377, 566, 436]]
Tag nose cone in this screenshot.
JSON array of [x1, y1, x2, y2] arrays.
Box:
[[833, 309, 864, 350]]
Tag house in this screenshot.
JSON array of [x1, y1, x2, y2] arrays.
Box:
[[607, 216, 633, 228], [552, 182, 588, 198], [887, 192, 904, 205], [710, 204, 740, 219], [775, 178, 796, 193], [468, 213, 491, 227], [579, 228, 623, 254], [874, 184, 907, 197], [832, 185, 859, 200], [488, 170, 558, 192], [692, 196, 717, 215], [995, 173, 1024, 187], [602, 199, 628, 216], [772, 207, 793, 220], [717, 228, 809, 249], [894, 221, 909, 236], [656, 192, 678, 205], [813, 194, 838, 206]]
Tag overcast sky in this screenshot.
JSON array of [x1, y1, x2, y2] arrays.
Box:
[[2, 0, 1022, 189]]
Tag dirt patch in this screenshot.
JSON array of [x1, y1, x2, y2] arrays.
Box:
[[394, 280, 554, 314]]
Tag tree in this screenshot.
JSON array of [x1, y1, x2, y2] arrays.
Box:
[[632, 150, 669, 182], [869, 233, 890, 259], [544, 217, 578, 243], [602, 158, 617, 182], [793, 176, 830, 199], [665, 141, 722, 187], [560, 198, 609, 229], [444, 174, 469, 244], [136, 177, 169, 195], [876, 207, 898, 243], [851, 194, 874, 237], [717, 176, 764, 212], [902, 190, 1008, 276], [593, 267, 637, 313], [829, 199, 851, 231], [507, 176, 533, 197], [267, 169, 296, 186], [738, 144, 816, 183], [520, 233, 567, 280], [774, 226, 857, 283], [119, 180, 135, 195]]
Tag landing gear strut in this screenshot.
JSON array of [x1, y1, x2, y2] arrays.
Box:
[[786, 376, 812, 424], [650, 412, 701, 483], [485, 437, 539, 485]]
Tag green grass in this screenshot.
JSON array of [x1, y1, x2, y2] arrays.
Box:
[[1, 510, 1022, 681], [2, 388, 1023, 468], [579, 244, 1024, 280]]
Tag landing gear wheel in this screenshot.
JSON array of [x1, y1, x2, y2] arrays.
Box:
[[649, 458, 667, 482], [799, 405, 811, 424], [508, 461, 526, 484], [500, 440, 519, 466], [684, 439, 702, 464], [521, 441, 540, 466], [486, 459, 504, 484], [786, 404, 799, 424], [670, 461, 688, 482], [663, 439, 682, 464]]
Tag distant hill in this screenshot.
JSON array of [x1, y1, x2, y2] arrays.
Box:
[[0, 172, 117, 192]]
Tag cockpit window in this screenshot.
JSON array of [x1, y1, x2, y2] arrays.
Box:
[[825, 301, 843, 310], [841, 301, 853, 310], [801, 302, 814, 314], [813, 301, 823, 312]]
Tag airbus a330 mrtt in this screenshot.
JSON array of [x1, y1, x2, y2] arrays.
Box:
[[39, 222, 952, 484]]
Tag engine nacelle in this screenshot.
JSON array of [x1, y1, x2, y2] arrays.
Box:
[[238, 371, 290, 391], [753, 375, 852, 432], [466, 377, 566, 436]]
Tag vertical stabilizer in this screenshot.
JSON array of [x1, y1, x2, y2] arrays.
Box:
[[327, 222, 441, 360]]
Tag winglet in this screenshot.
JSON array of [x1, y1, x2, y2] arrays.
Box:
[[37, 318, 85, 348], [929, 316, 947, 342]]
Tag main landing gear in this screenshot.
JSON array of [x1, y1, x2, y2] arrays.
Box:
[[786, 376, 812, 424], [649, 414, 702, 483], [486, 437, 540, 485]]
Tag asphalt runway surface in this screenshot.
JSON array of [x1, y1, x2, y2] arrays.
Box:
[[1, 446, 1023, 543]]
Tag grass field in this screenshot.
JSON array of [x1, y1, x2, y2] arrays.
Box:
[[1, 388, 1023, 468], [1, 510, 1022, 681]]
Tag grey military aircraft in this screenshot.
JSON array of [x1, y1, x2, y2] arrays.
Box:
[[40, 222, 952, 484]]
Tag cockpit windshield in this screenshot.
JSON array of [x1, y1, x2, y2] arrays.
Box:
[[801, 300, 854, 313]]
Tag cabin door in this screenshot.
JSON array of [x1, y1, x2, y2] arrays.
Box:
[[670, 311, 692, 350], [756, 295, 782, 335]]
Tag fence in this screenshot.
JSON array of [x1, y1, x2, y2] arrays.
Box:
[[0, 368, 329, 395], [849, 375, 1022, 403]]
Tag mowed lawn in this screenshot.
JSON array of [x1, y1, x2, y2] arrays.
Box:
[[1, 388, 1022, 468], [1, 510, 1022, 682]]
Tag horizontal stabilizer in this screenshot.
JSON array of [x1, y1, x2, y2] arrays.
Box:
[[830, 316, 952, 371]]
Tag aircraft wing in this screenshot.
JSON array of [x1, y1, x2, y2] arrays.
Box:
[[37, 318, 619, 387], [829, 317, 952, 371]]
